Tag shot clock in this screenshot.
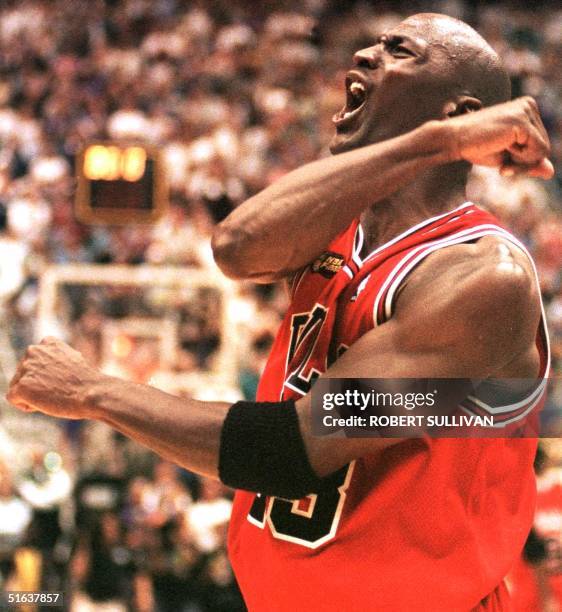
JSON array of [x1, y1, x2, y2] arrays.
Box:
[[75, 142, 167, 224]]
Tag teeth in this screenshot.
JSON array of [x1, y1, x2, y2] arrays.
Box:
[[338, 79, 367, 122], [350, 81, 365, 95]]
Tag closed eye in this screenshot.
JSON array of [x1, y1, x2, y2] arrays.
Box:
[[381, 36, 417, 58], [391, 44, 415, 57]]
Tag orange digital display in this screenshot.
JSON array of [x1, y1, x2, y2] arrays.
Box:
[[75, 142, 167, 225]]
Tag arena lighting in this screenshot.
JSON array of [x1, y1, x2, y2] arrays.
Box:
[[83, 145, 147, 182], [75, 142, 168, 224]]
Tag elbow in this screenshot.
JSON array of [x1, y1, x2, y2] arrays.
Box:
[[211, 223, 252, 280], [212, 220, 293, 283]]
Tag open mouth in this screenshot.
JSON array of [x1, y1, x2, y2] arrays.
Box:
[[333, 72, 369, 128]]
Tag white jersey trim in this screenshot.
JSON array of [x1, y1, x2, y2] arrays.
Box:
[[383, 225, 516, 321], [370, 224, 508, 328], [460, 386, 545, 428], [369, 221, 550, 424], [465, 377, 547, 415], [352, 223, 364, 269], [359, 201, 474, 266]]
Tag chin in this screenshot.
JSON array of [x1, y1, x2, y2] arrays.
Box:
[[328, 136, 346, 155], [329, 125, 375, 155], [329, 119, 402, 155], [329, 130, 363, 155]]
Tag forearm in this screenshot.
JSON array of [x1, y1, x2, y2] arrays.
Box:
[[86, 375, 354, 487], [87, 375, 229, 479], [213, 121, 452, 280], [85, 376, 353, 492]]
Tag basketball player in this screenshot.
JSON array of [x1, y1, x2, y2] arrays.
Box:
[[7, 13, 555, 611]]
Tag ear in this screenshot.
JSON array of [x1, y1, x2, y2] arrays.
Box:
[[443, 96, 483, 118]]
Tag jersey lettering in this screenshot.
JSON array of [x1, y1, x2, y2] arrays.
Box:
[[284, 304, 328, 395], [247, 463, 354, 549]]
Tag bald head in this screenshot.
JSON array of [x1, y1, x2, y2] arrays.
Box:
[[401, 13, 511, 107], [330, 12, 513, 154]]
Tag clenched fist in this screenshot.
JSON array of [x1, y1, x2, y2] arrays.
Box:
[[7, 337, 103, 419], [446, 96, 554, 179]]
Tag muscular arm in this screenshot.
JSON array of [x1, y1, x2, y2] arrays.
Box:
[[300, 238, 542, 475], [212, 98, 552, 282], [7, 239, 541, 484], [212, 121, 451, 282]]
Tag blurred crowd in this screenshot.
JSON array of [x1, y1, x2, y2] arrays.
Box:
[[0, 0, 561, 609], [0, 448, 244, 611]]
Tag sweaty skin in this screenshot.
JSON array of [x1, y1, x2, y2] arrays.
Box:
[[6, 237, 540, 479], [213, 13, 552, 279], [6, 13, 553, 483]]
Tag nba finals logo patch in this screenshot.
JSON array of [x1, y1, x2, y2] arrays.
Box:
[[312, 252, 345, 278]]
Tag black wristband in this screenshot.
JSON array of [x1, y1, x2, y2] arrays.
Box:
[[219, 400, 323, 499]]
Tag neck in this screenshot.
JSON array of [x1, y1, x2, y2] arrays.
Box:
[[360, 164, 468, 254]]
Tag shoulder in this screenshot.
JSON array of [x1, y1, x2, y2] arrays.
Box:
[[396, 235, 538, 315], [392, 235, 541, 368]]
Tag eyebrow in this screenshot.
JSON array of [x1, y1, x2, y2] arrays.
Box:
[[378, 33, 428, 50]]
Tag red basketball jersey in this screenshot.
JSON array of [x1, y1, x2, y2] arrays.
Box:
[[228, 202, 549, 611]]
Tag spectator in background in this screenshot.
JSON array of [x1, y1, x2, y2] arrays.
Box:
[[186, 479, 231, 556], [71, 512, 135, 612], [0, 462, 31, 587], [143, 461, 192, 530], [18, 449, 72, 590]]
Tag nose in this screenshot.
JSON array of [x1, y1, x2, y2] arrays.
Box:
[[353, 45, 381, 69]]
